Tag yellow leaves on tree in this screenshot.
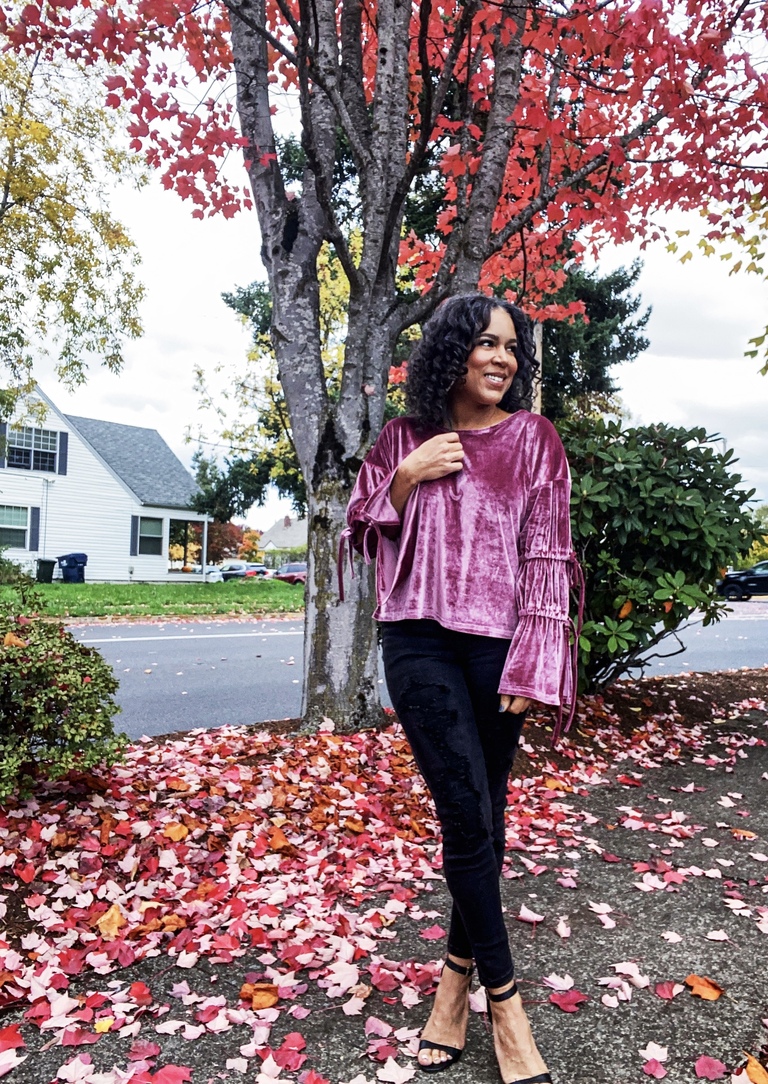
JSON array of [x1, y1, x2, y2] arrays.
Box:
[[0, 49, 143, 415]]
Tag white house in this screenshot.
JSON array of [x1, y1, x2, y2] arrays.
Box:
[[0, 388, 209, 583], [259, 515, 307, 552]]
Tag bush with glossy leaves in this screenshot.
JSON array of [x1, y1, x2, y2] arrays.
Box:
[[562, 418, 759, 692]]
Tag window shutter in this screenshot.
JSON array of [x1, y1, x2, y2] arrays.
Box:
[[58, 431, 68, 475], [29, 507, 40, 551], [0, 421, 6, 469], [130, 515, 139, 556]]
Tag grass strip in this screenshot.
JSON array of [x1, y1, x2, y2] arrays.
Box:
[[0, 579, 306, 618]]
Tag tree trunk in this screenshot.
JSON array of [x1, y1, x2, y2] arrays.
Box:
[[302, 476, 382, 732], [301, 303, 398, 732]]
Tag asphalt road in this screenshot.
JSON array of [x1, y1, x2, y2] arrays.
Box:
[[72, 602, 768, 740]]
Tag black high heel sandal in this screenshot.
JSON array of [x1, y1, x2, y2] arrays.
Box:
[[487, 983, 553, 1084], [417, 958, 474, 1074]]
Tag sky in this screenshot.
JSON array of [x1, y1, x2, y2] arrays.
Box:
[[35, 176, 768, 531]]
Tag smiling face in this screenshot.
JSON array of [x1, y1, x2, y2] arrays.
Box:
[[449, 306, 519, 418]]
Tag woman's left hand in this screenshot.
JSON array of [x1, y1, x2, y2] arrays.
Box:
[[499, 694, 531, 714]]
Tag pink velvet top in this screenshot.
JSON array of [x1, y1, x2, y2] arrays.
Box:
[[340, 411, 582, 735]]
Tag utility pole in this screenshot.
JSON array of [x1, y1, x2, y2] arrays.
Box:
[[532, 322, 543, 415]]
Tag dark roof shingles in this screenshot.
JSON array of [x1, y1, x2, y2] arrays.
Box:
[[65, 415, 199, 510]]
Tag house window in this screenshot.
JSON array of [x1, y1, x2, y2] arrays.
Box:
[[138, 517, 163, 555], [0, 505, 28, 548], [7, 426, 58, 472]]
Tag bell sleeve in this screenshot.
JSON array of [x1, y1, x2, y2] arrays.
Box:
[[338, 423, 410, 601], [498, 430, 583, 741]]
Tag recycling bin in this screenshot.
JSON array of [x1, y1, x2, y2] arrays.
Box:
[[57, 553, 88, 584]]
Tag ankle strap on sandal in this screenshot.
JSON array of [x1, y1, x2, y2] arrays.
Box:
[[443, 957, 474, 977], [487, 980, 518, 1002]]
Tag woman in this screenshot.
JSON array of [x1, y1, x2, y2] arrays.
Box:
[[340, 294, 580, 1084]]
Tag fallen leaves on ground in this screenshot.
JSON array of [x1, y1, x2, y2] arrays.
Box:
[[0, 678, 763, 1082]]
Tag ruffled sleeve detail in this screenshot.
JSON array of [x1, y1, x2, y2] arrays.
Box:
[[498, 473, 584, 744], [338, 424, 412, 601]]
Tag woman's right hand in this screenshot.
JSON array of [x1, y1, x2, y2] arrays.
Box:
[[399, 432, 465, 485], [389, 433, 464, 515]]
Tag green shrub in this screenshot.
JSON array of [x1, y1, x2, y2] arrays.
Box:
[[562, 418, 759, 692], [0, 574, 125, 801]]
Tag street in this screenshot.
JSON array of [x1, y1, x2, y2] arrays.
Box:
[[72, 602, 768, 740]]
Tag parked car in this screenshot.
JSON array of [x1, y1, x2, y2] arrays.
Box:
[[273, 561, 307, 585], [219, 559, 249, 581], [191, 563, 224, 581], [244, 563, 271, 578], [716, 560, 768, 601]]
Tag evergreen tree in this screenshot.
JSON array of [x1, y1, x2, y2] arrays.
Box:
[[541, 261, 650, 422]]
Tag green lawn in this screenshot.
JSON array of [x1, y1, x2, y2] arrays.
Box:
[[0, 579, 306, 618]]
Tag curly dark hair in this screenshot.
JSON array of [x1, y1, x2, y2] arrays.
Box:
[[405, 293, 538, 429]]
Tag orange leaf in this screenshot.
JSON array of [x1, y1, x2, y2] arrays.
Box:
[[744, 1055, 768, 1084], [268, 825, 291, 851], [344, 818, 365, 834], [3, 632, 26, 648], [618, 601, 633, 618], [663, 601, 674, 613], [731, 828, 757, 841], [95, 904, 126, 941], [161, 914, 187, 932], [240, 982, 279, 1009], [685, 974, 723, 1000], [543, 778, 572, 792], [163, 823, 189, 841], [165, 778, 190, 792]]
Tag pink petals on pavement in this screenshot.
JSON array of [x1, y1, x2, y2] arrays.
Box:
[[695, 1056, 728, 1080], [516, 904, 545, 924]]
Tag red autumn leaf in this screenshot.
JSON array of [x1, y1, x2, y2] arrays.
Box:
[[695, 1056, 728, 1080], [300, 1072, 331, 1084], [128, 1039, 162, 1061], [655, 982, 684, 1000], [151, 1067, 193, 1084], [548, 989, 589, 1013], [643, 1060, 667, 1079], [60, 1028, 101, 1046], [129, 982, 153, 1006], [0, 1025, 25, 1052], [419, 924, 446, 940]]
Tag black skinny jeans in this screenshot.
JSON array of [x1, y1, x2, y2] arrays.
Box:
[[380, 619, 525, 989]]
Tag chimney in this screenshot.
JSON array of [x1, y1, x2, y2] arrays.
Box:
[[283, 515, 291, 528]]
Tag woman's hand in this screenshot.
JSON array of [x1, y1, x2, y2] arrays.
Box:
[[499, 694, 531, 714], [390, 433, 464, 515]]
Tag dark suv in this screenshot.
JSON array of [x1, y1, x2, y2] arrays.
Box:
[[716, 561, 768, 601]]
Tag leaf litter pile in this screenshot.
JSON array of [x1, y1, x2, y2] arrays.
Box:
[[0, 669, 766, 1084]]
